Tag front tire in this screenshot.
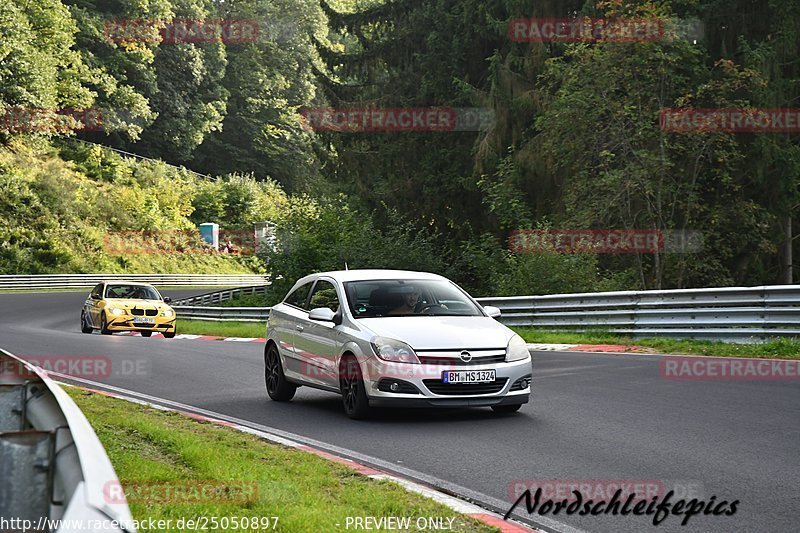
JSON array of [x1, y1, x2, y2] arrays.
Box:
[[80, 312, 93, 334], [339, 356, 370, 419], [140, 331, 152, 337], [100, 313, 112, 335], [163, 330, 176, 339], [264, 344, 296, 401], [491, 404, 523, 414]]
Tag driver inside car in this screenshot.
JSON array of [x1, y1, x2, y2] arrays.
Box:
[[387, 286, 421, 315]]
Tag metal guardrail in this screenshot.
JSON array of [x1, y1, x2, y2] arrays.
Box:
[[475, 285, 800, 342], [174, 306, 270, 322], [173, 284, 268, 305], [0, 349, 135, 532], [0, 274, 269, 290], [175, 284, 800, 342]]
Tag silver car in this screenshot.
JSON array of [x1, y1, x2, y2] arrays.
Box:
[[264, 270, 532, 418]]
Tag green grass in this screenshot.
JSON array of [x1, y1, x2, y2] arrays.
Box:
[[66, 388, 498, 533], [174, 319, 800, 358], [513, 328, 800, 359], [178, 319, 265, 338], [0, 286, 261, 294]]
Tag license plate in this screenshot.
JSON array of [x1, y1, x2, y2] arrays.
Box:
[[442, 370, 496, 384], [133, 317, 155, 325]]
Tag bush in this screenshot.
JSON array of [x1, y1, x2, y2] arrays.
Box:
[[259, 196, 449, 303], [0, 141, 253, 274], [453, 232, 615, 297], [190, 174, 289, 229]]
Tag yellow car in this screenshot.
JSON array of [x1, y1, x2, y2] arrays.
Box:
[[80, 281, 177, 338]]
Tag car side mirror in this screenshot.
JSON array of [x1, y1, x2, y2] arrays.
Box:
[[90, 293, 101, 300], [308, 307, 336, 322], [483, 305, 502, 318], [163, 296, 172, 303]]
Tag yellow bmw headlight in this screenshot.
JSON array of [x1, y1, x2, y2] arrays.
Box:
[[161, 309, 174, 318], [109, 307, 125, 316]]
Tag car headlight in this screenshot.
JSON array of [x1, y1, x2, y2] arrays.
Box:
[[161, 309, 174, 317], [109, 307, 125, 316], [371, 336, 420, 364], [506, 334, 530, 362]]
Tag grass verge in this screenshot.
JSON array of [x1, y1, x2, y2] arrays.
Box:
[[66, 388, 498, 533], [175, 319, 800, 359], [177, 319, 265, 338], [513, 328, 800, 359], [0, 286, 259, 295]]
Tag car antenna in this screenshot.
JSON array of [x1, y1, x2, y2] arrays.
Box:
[[344, 262, 349, 271]]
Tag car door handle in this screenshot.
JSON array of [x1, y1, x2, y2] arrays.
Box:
[[295, 325, 304, 331]]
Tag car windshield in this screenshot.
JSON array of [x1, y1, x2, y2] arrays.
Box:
[[105, 284, 161, 300], [343, 279, 482, 318]]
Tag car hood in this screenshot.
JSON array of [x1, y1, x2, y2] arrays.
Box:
[[105, 298, 170, 310], [357, 316, 514, 350]]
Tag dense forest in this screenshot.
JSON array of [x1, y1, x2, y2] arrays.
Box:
[[1, 0, 798, 297]]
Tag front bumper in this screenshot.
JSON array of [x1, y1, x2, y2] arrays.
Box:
[[363, 356, 532, 408], [106, 316, 176, 332], [369, 393, 528, 408]]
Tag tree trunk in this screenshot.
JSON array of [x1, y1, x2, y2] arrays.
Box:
[[780, 215, 793, 284]]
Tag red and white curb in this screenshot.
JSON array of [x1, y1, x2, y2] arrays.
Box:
[[526, 343, 579, 351], [113, 335, 643, 354], [527, 343, 648, 353], [116, 331, 265, 342], [63, 383, 538, 533]]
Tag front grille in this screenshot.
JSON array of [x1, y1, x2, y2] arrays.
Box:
[[418, 354, 506, 366], [416, 348, 506, 367], [130, 308, 157, 316], [131, 308, 143, 316], [145, 309, 157, 316], [423, 378, 508, 396]]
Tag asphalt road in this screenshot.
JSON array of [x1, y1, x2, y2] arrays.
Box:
[[1, 290, 798, 532]]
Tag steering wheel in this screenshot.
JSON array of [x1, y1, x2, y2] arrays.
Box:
[[417, 303, 447, 313]]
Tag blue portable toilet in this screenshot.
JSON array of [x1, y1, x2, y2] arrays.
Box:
[[199, 223, 219, 249]]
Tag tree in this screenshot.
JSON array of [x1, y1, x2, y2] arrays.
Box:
[[0, 0, 93, 136], [132, 0, 229, 163], [739, 0, 800, 284], [191, 0, 324, 191]]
